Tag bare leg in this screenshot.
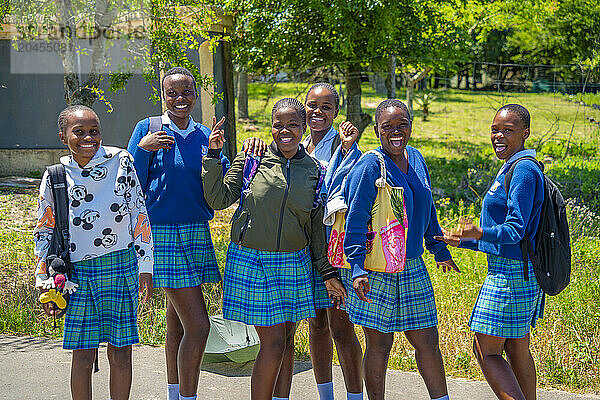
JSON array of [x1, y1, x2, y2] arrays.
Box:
[[165, 297, 184, 384], [328, 308, 363, 394], [70, 349, 96, 400], [504, 334, 537, 400], [107, 344, 132, 400], [308, 309, 334, 384], [404, 327, 448, 399], [362, 327, 394, 400], [473, 333, 526, 400], [164, 286, 211, 397], [252, 323, 288, 400], [273, 322, 299, 398]]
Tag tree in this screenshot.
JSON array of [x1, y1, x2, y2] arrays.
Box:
[[224, 0, 465, 134], [6, 1, 221, 107]]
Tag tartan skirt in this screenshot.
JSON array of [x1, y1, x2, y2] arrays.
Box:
[[312, 267, 333, 310], [341, 257, 438, 334], [223, 243, 316, 326], [152, 222, 221, 289], [469, 254, 545, 339], [63, 248, 139, 350]]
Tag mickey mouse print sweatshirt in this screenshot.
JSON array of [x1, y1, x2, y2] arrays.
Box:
[[33, 146, 154, 287]]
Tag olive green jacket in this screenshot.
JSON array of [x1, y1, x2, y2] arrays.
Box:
[[202, 143, 336, 279]]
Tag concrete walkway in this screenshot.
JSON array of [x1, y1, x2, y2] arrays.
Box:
[[1, 335, 598, 400]]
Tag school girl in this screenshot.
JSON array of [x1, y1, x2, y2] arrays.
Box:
[[127, 67, 229, 400], [436, 104, 545, 400], [300, 83, 364, 400], [343, 99, 459, 400], [202, 98, 347, 400], [34, 105, 154, 400]]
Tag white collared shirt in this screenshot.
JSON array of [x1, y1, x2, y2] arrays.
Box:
[[161, 113, 196, 139], [301, 126, 339, 167]]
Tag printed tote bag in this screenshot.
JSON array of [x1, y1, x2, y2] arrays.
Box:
[[328, 150, 408, 273]]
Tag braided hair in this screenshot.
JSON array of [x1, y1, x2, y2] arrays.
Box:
[[305, 82, 340, 110], [57, 105, 99, 133], [271, 98, 307, 127]]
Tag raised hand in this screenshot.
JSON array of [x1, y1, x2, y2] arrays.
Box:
[[339, 121, 360, 150], [242, 137, 267, 156], [139, 129, 175, 152], [208, 116, 226, 150]]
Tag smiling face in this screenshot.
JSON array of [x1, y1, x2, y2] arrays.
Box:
[[490, 109, 529, 160], [374, 106, 412, 160], [305, 86, 338, 134], [272, 107, 306, 158], [60, 109, 102, 167], [163, 73, 197, 125]]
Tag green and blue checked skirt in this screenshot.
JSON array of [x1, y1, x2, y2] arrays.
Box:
[[152, 222, 221, 288], [341, 257, 438, 334], [312, 268, 333, 310], [223, 243, 316, 326], [469, 254, 545, 339], [63, 248, 139, 350]]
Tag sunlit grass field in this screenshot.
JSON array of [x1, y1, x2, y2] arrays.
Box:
[[1, 84, 599, 394]]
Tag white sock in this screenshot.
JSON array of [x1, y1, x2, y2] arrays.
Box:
[[432, 395, 449, 400], [347, 392, 363, 400], [167, 383, 179, 400], [179, 395, 197, 400], [317, 381, 334, 400]]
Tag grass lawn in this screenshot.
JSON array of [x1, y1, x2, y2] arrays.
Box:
[[1, 84, 599, 394]]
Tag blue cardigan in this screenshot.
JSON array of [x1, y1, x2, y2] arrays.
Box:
[[343, 146, 451, 279], [461, 150, 544, 260], [127, 117, 230, 225]]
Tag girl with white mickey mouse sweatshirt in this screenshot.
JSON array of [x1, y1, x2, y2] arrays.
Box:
[[33, 105, 153, 400]]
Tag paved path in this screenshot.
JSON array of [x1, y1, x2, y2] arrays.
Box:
[[1, 335, 598, 399]]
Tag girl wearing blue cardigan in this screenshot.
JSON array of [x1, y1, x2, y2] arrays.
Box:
[[343, 99, 459, 400], [127, 67, 230, 400], [437, 104, 544, 400]]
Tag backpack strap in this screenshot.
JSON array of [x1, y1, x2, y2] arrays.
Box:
[[46, 164, 71, 277], [148, 116, 163, 134], [503, 155, 543, 282], [330, 133, 342, 157]]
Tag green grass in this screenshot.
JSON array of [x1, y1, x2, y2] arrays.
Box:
[[1, 86, 599, 394]]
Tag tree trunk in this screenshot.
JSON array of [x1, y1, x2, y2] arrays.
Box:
[[385, 55, 396, 99], [345, 64, 371, 135], [405, 68, 431, 119], [237, 67, 249, 120], [222, 40, 237, 161]]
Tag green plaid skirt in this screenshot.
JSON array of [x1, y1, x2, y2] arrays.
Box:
[[469, 254, 545, 338], [63, 248, 139, 350], [341, 257, 438, 333], [223, 243, 316, 326], [152, 222, 221, 288]]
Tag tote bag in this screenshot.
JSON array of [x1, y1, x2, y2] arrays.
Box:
[[327, 151, 408, 273]]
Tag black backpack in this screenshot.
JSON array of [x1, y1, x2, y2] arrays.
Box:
[[504, 156, 571, 295]]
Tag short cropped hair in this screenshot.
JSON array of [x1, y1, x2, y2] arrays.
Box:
[[162, 66, 198, 97], [497, 104, 530, 129], [375, 99, 411, 125], [271, 98, 307, 126]]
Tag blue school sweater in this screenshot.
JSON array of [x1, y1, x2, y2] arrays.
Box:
[[127, 117, 230, 225], [461, 149, 544, 260], [343, 146, 451, 279]]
